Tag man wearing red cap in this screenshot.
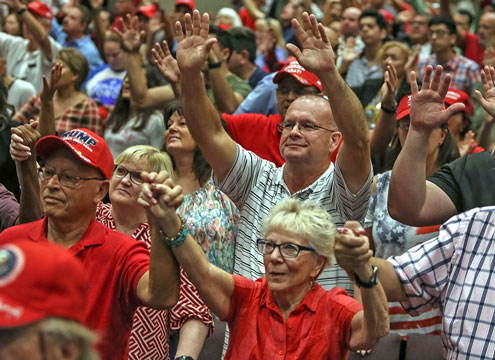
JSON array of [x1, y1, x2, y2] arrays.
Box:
[[176, 10, 371, 297], [0, 0, 61, 92], [0, 128, 180, 360], [0, 239, 98, 358]]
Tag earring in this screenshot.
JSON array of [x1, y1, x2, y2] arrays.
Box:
[[311, 278, 316, 291]]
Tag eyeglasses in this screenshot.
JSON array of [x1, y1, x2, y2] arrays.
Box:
[[113, 165, 143, 185], [428, 29, 449, 38], [277, 86, 321, 96], [278, 121, 336, 133], [38, 167, 105, 187], [397, 119, 410, 131], [257, 238, 315, 258]]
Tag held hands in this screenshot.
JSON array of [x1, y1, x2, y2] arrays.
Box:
[[175, 10, 217, 73], [287, 12, 336, 76], [10, 120, 41, 162], [114, 14, 145, 53], [138, 171, 184, 228], [334, 221, 373, 282], [475, 66, 495, 118], [409, 65, 465, 133], [151, 40, 181, 85], [40, 63, 62, 102]]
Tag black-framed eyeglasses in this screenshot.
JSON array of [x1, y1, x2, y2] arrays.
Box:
[[38, 167, 105, 187], [113, 165, 143, 185], [257, 238, 315, 258], [277, 121, 336, 134], [428, 29, 449, 38]]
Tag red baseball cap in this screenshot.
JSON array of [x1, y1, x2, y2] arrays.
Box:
[[396, 94, 412, 120], [175, 0, 195, 10], [138, 4, 157, 18], [0, 240, 87, 328], [273, 57, 322, 91], [444, 88, 474, 117], [35, 128, 114, 180], [379, 9, 394, 25], [27, 1, 53, 20]]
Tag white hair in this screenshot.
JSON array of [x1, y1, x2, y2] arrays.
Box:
[[263, 199, 336, 266], [215, 7, 243, 28]]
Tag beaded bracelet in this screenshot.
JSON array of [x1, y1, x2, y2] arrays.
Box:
[[161, 218, 188, 248]]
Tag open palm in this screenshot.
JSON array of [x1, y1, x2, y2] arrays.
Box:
[[175, 11, 216, 73], [409, 65, 465, 131], [287, 12, 336, 76], [476, 66, 495, 118]]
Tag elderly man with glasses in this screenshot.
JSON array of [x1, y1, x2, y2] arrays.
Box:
[[1, 127, 180, 360]]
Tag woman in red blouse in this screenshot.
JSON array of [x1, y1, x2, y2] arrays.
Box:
[[140, 181, 391, 360]]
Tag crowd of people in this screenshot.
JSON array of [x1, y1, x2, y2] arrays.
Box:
[[1, 0, 495, 359]]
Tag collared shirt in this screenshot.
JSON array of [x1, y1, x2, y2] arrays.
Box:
[[95, 203, 213, 360], [388, 206, 495, 359], [223, 275, 362, 359], [58, 33, 105, 71], [13, 95, 102, 136], [416, 53, 480, 95], [0, 217, 149, 360], [345, 54, 383, 89], [215, 145, 372, 295]]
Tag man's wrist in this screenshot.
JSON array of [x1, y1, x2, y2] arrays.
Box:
[[17, 6, 27, 15]]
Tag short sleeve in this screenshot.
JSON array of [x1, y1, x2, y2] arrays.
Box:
[[223, 275, 260, 322]]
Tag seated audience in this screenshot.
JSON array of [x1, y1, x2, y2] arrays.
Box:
[[13, 49, 102, 136], [0, 239, 99, 359]]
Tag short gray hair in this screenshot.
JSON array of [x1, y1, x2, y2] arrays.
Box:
[[42, 317, 99, 360], [263, 199, 336, 266], [115, 145, 175, 180]]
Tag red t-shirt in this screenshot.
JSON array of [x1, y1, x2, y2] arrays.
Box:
[[0, 218, 150, 360], [224, 113, 340, 167], [462, 31, 484, 67], [223, 275, 362, 359], [238, 7, 256, 30]]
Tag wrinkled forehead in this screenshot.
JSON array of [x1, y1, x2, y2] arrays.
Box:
[[286, 96, 333, 123]]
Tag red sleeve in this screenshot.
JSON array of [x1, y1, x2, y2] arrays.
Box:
[[224, 275, 260, 322], [326, 287, 363, 348], [169, 267, 214, 334], [462, 31, 483, 67]]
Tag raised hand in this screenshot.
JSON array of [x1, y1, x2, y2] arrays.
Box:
[[334, 221, 372, 280], [175, 10, 217, 73], [114, 14, 145, 53], [379, 61, 399, 108], [152, 41, 181, 85], [10, 120, 41, 162], [341, 36, 359, 64], [40, 63, 62, 102], [409, 65, 465, 132], [89, 0, 103, 10], [286, 12, 336, 76], [475, 66, 495, 118], [138, 171, 184, 225]]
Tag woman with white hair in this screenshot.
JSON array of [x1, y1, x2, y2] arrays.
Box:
[[139, 179, 390, 359]]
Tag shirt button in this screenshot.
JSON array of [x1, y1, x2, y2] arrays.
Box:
[[279, 350, 284, 355]]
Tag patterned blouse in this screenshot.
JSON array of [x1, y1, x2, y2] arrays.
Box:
[[96, 202, 213, 360], [169, 179, 239, 330], [13, 95, 102, 136]]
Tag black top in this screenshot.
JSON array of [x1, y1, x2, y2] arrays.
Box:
[[428, 151, 495, 213], [0, 120, 21, 201]]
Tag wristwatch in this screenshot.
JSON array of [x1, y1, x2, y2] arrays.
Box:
[[208, 61, 222, 69], [354, 265, 379, 288], [175, 356, 194, 360]]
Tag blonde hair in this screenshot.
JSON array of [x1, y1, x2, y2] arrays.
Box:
[[263, 199, 336, 266], [255, 18, 286, 49], [56, 48, 89, 91], [377, 41, 412, 63], [115, 145, 174, 179]]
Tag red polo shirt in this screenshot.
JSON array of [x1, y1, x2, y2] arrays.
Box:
[[0, 218, 150, 360], [223, 275, 362, 359]]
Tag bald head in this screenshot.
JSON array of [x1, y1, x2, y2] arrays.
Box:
[[479, 12, 495, 46], [341, 7, 361, 37], [287, 95, 336, 129]]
